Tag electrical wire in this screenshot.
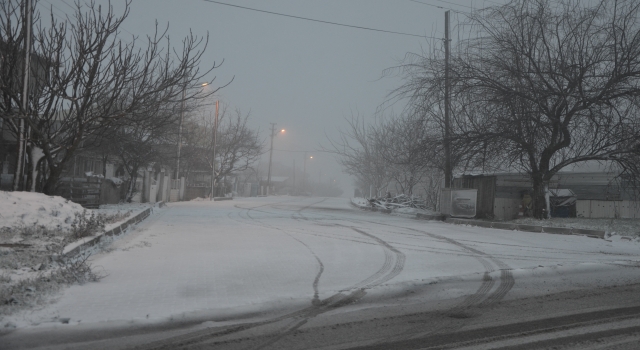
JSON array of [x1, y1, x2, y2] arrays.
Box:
[[203, 0, 436, 39], [409, 0, 471, 15], [434, 0, 475, 9]]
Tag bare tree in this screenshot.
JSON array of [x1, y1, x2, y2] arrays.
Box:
[[182, 105, 263, 191], [391, 0, 640, 218], [447, 0, 640, 218], [101, 100, 183, 200], [0, 0, 224, 194], [325, 114, 391, 198], [372, 113, 435, 196]]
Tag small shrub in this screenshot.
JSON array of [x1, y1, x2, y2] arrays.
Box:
[[103, 211, 131, 225], [70, 210, 106, 239]]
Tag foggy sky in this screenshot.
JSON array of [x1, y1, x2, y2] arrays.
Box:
[[38, 0, 495, 192]]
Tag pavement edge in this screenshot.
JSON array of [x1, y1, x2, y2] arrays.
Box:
[[349, 198, 605, 239], [62, 201, 165, 258]]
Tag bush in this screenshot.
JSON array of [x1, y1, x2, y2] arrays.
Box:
[[70, 210, 106, 239]]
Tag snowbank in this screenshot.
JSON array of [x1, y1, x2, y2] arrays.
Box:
[[0, 191, 87, 230], [512, 217, 640, 238], [351, 197, 440, 217]]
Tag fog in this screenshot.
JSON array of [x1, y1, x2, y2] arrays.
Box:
[[35, 0, 485, 195]]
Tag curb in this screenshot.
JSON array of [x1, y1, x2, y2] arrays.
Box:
[[63, 206, 156, 258], [349, 199, 604, 239], [443, 217, 605, 239], [213, 197, 233, 201], [416, 213, 446, 221]]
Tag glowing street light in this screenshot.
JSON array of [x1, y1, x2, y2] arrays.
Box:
[[303, 153, 314, 193]]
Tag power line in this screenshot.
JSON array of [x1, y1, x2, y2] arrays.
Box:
[[409, 0, 470, 15], [203, 0, 436, 39], [435, 0, 474, 9]]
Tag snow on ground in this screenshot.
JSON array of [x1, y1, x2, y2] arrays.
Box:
[[0, 191, 86, 231], [2, 196, 638, 333], [0, 190, 151, 235], [512, 217, 640, 238], [351, 197, 440, 217], [0, 191, 155, 324]]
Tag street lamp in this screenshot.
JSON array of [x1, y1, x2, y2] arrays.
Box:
[[210, 100, 219, 200], [176, 82, 211, 180], [266, 124, 285, 193], [303, 153, 313, 193]]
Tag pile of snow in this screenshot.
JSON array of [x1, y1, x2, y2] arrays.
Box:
[[351, 197, 440, 217], [352, 197, 368, 207], [0, 191, 87, 230]]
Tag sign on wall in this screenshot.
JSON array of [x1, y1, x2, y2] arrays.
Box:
[[450, 189, 478, 218]]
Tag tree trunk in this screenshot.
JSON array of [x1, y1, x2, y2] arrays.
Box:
[[126, 164, 139, 202], [531, 174, 551, 219], [42, 164, 63, 195], [29, 146, 44, 192], [102, 154, 108, 177]]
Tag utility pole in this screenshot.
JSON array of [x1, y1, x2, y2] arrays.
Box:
[[292, 159, 296, 192], [444, 10, 452, 188], [210, 101, 218, 200], [267, 123, 276, 191], [175, 84, 186, 180], [14, 0, 32, 191], [303, 152, 307, 192]]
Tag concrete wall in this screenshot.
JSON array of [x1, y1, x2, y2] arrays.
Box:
[[493, 197, 522, 221], [99, 180, 121, 204], [576, 200, 640, 219], [185, 186, 209, 201]]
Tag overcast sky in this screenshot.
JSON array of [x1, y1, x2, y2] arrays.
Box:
[[37, 0, 499, 191]]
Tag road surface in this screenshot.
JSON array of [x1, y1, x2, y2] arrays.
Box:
[[2, 197, 640, 349]]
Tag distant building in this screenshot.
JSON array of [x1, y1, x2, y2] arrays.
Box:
[[451, 172, 640, 220]]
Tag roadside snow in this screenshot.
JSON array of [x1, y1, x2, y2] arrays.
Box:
[[512, 217, 640, 238], [3, 197, 639, 333], [0, 193, 156, 323], [351, 197, 440, 217], [0, 191, 86, 231]]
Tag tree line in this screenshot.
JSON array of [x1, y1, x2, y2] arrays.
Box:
[[331, 0, 640, 218], [0, 0, 262, 199]]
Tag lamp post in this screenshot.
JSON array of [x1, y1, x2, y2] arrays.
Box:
[[210, 99, 218, 200], [303, 153, 313, 193], [266, 124, 285, 194], [176, 82, 209, 180]]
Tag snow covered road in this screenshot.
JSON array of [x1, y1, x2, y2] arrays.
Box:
[[3, 196, 640, 349]]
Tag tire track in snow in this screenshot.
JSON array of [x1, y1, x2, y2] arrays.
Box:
[[347, 227, 406, 290], [236, 199, 409, 350], [143, 200, 507, 349], [133, 200, 386, 350], [290, 207, 516, 314], [296, 211, 515, 343]]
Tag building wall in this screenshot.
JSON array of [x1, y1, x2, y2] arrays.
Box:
[[493, 197, 522, 221], [576, 200, 640, 219], [455, 172, 637, 220], [452, 176, 496, 219]]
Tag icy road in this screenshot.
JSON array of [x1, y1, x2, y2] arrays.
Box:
[[3, 197, 640, 349]]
